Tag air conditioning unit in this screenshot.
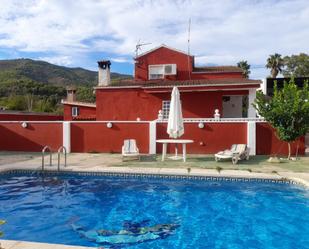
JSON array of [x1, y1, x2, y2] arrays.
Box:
[[164, 64, 177, 75]]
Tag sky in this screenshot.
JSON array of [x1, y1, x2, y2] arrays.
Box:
[[0, 0, 308, 79]]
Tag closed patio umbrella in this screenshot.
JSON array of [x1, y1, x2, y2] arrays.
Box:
[[167, 86, 184, 138], [167, 87, 184, 159]]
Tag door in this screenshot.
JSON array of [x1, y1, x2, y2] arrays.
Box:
[[222, 96, 243, 118]]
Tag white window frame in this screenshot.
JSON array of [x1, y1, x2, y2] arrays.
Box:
[[72, 106, 79, 117], [148, 64, 176, 80], [162, 100, 170, 119], [149, 65, 164, 80], [164, 64, 176, 75]]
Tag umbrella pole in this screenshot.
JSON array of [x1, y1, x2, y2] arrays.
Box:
[[175, 144, 178, 157]]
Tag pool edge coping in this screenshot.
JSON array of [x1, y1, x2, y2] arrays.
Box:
[[0, 167, 308, 188], [0, 239, 95, 249]]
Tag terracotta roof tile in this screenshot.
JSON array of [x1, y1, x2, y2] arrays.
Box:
[[61, 100, 96, 108], [73, 114, 96, 120], [193, 66, 243, 73], [96, 78, 261, 88]]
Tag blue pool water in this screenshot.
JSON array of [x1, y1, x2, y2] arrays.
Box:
[[0, 173, 308, 249]]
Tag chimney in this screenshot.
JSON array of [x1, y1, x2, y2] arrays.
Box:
[[66, 86, 77, 102], [98, 60, 111, 86]]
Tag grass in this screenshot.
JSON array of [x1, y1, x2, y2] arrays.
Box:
[[113, 155, 309, 173], [0, 151, 308, 174]]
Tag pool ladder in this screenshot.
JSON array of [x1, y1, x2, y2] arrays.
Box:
[[41, 146, 67, 171], [42, 146, 52, 171], [57, 146, 67, 171]]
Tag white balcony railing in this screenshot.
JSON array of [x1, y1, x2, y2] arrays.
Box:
[[156, 117, 265, 123]]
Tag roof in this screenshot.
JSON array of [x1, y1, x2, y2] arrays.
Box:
[[73, 114, 96, 120], [0, 110, 62, 116], [193, 66, 243, 73], [61, 100, 96, 108], [134, 44, 191, 59], [95, 78, 262, 89]]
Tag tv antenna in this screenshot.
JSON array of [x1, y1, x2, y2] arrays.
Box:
[[187, 18, 191, 80], [135, 39, 152, 57], [187, 18, 191, 56]]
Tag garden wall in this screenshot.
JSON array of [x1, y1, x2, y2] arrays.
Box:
[[70, 122, 149, 153], [256, 123, 305, 156], [0, 122, 63, 152], [0, 121, 305, 156], [156, 122, 247, 154]]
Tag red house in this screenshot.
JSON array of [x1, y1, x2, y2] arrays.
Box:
[[63, 45, 261, 121], [62, 86, 96, 121], [0, 45, 304, 156]]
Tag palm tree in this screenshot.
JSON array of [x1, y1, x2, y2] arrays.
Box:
[[237, 60, 251, 78], [266, 53, 284, 78]]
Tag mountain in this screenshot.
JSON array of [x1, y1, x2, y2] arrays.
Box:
[[0, 58, 132, 86], [0, 59, 132, 113]]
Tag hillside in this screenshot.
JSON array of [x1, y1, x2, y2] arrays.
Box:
[[0, 58, 132, 86], [0, 59, 132, 113]]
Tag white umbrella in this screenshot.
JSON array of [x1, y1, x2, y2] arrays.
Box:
[[167, 86, 184, 138], [167, 86, 184, 160]]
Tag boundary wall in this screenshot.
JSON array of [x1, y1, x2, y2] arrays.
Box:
[[0, 120, 305, 156]]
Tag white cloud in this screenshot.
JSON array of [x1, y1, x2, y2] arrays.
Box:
[[195, 55, 238, 66], [38, 55, 73, 66], [111, 57, 133, 63], [0, 0, 308, 79]]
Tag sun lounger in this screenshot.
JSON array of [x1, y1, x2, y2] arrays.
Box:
[[215, 144, 250, 165], [122, 139, 140, 160]]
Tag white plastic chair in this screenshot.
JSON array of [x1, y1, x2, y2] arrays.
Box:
[[122, 139, 140, 160]]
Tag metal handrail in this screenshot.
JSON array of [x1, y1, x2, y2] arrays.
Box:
[[57, 146, 67, 171], [42, 146, 52, 171]]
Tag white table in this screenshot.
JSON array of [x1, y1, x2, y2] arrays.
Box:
[[156, 139, 194, 162]]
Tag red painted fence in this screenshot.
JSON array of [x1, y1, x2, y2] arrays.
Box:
[[156, 122, 247, 154], [256, 123, 305, 156], [71, 122, 149, 153], [0, 122, 62, 152], [0, 121, 305, 155]]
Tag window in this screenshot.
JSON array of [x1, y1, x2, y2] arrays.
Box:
[[149, 65, 164, 80], [164, 64, 176, 75], [149, 64, 177, 80], [72, 106, 79, 117], [162, 101, 170, 119]]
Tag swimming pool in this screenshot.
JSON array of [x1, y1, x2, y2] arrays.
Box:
[[0, 171, 308, 248]]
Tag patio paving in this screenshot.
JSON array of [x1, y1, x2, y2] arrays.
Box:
[[0, 152, 308, 186]]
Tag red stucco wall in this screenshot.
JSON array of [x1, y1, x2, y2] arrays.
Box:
[[156, 122, 247, 154], [70, 122, 149, 153], [63, 105, 72, 120], [256, 122, 305, 156], [96, 89, 248, 121], [0, 122, 62, 152], [63, 105, 96, 121], [0, 113, 63, 121], [135, 46, 243, 81], [135, 47, 194, 81], [0, 121, 304, 155]]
